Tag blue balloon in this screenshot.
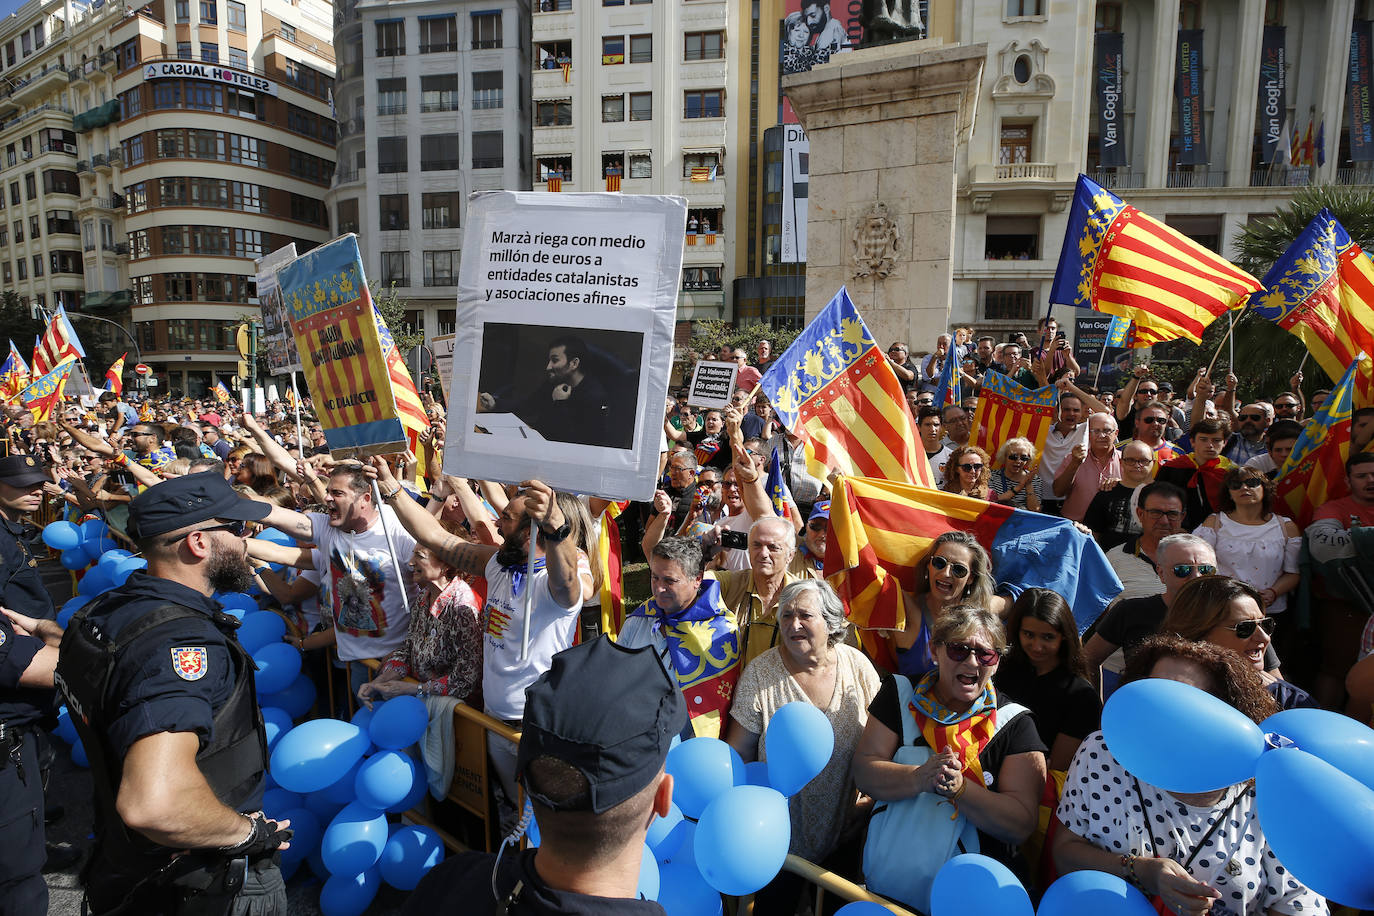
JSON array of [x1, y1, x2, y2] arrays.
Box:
[[56, 596, 89, 628], [262, 674, 317, 720], [693, 785, 791, 896], [835, 904, 893, 915], [42, 521, 81, 550], [657, 855, 723, 916], [386, 767, 429, 814], [1037, 870, 1157, 916], [219, 592, 259, 614], [355, 750, 418, 811], [262, 788, 305, 819], [278, 807, 320, 867], [666, 737, 745, 819], [257, 526, 298, 547], [526, 812, 540, 848], [321, 802, 388, 875], [742, 760, 770, 788], [108, 557, 142, 588], [1261, 708, 1374, 791], [303, 788, 348, 825], [1102, 678, 1264, 793], [645, 802, 684, 853], [377, 825, 445, 891], [261, 707, 294, 753], [95, 536, 119, 555], [638, 845, 660, 901], [319, 866, 380, 916], [1255, 747, 1374, 908], [253, 643, 302, 695], [929, 854, 1032, 916], [237, 611, 287, 654], [53, 705, 78, 744], [763, 701, 835, 796], [103, 549, 134, 562], [79, 519, 108, 544], [308, 848, 331, 879], [60, 549, 88, 571], [77, 566, 111, 595], [270, 718, 371, 793], [319, 757, 367, 806], [655, 820, 696, 868], [368, 695, 428, 750], [350, 704, 375, 734], [71, 739, 88, 768]]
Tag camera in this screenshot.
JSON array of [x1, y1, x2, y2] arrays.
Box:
[[720, 530, 748, 550]]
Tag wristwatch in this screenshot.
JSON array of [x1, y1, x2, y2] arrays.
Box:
[[538, 519, 571, 542]]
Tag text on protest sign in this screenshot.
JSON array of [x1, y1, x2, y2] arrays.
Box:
[[687, 360, 738, 409]]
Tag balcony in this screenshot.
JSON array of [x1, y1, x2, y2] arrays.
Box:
[[73, 99, 120, 133], [1, 63, 68, 106], [93, 153, 109, 171], [332, 167, 361, 187], [377, 103, 406, 116], [80, 194, 124, 212], [967, 160, 1074, 213], [339, 116, 365, 139], [1165, 169, 1227, 189], [76, 160, 91, 173], [993, 162, 1057, 180], [1, 102, 73, 132], [114, 242, 129, 256]]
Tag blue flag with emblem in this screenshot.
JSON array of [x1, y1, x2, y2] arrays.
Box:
[[766, 447, 794, 519], [935, 344, 961, 407]]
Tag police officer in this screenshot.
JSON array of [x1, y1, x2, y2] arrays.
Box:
[[0, 453, 64, 913], [402, 636, 685, 915], [55, 472, 292, 915]]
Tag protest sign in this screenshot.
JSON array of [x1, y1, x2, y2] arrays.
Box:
[[687, 360, 738, 409], [257, 243, 301, 376], [445, 191, 687, 501], [432, 333, 455, 398], [276, 234, 409, 457]]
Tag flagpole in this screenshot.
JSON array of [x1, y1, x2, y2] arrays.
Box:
[[521, 518, 537, 662], [290, 371, 305, 457], [1296, 350, 1310, 374], [1204, 308, 1246, 378], [369, 473, 414, 645]]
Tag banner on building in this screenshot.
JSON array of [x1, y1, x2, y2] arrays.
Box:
[[1258, 26, 1287, 165], [1350, 20, 1374, 162], [1095, 31, 1126, 168], [779, 0, 871, 123], [1174, 29, 1207, 165], [445, 191, 687, 501], [257, 243, 301, 376], [781, 123, 809, 263]]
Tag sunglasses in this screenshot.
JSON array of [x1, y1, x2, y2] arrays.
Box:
[[1141, 416, 1169, 425], [1228, 478, 1265, 490], [1007, 454, 1032, 462], [930, 554, 970, 578], [957, 462, 984, 473], [1222, 616, 1277, 639], [1171, 563, 1218, 578], [1275, 403, 1299, 411], [943, 642, 1001, 666], [1136, 388, 1158, 396], [1238, 413, 1265, 422], [165, 519, 247, 543], [807, 520, 827, 532]]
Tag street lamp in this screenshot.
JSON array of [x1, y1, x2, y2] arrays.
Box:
[[67, 312, 141, 393]]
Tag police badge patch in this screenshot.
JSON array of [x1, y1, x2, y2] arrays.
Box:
[[0, 628, 6, 647], [170, 646, 208, 680]]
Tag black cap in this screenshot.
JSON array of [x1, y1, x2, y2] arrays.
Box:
[[128, 471, 270, 540], [0, 455, 48, 488], [517, 636, 686, 814]]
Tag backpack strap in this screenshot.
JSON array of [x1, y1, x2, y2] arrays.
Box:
[[892, 674, 920, 746]]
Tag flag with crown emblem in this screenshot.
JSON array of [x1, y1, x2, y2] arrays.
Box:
[[33, 305, 86, 376], [0, 346, 25, 401], [765, 447, 794, 519], [1275, 353, 1368, 527], [213, 381, 232, 404], [970, 371, 1059, 469], [19, 357, 77, 421]]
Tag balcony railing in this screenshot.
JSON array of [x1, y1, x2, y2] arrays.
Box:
[[76, 160, 91, 173], [377, 103, 406, 115], [1164, 169, 1227, 189], [993, 162, 1056, 180], [1250, 168, 1313, 187], [92, 153, 109, 169]]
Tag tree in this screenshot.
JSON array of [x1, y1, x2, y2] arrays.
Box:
[[0, 291, 46, 359], [684, 320, 802, 367], [371, 281, 425, 354]]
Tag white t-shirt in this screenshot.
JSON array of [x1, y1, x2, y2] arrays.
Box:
[[719, 510, 755, 571], [308, 508, 417, 662], [926, 445, 953, 488], [481, 551, 587, 721], [1039, 421, 1088, 493]]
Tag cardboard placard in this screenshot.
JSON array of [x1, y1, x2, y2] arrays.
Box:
[[686, 360, 738, 409]]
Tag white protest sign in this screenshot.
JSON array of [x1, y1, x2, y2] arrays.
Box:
[[257, 243, 300, 376], [444, 191, 687, 501], [687, 360, 738, 409], [431, 333, 455, 399]]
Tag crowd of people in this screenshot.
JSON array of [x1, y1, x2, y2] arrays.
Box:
[[0, 319, 1371, 916]]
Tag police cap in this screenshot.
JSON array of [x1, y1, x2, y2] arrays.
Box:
[[129, 471, 270, 540]]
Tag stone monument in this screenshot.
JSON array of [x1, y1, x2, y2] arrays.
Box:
[[783, 40, 985, 354]]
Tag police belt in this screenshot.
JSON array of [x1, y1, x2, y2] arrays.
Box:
[[0, 719, 31, 765], [88, 848, 270, 916]]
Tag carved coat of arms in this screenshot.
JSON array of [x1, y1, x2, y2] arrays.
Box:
[[852, 201, 900, 279]]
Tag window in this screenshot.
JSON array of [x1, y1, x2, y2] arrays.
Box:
[[602, 36, 624, 65], [125, 183, 148, 213], [472, 131, 503, 169], [281, 23, 296, 41], [1179, 0, 1202, 29], [1, 264, 9, 284], [537, 41, 571, 70], [682, 266, 722, 289], [602, 94, 624, 122], [160, 177, 188, 205], [119, 88, 142, 119], [377, 77, 406, 115], [630, 92, 652, 121], [24, 173, 36, 201], [983, 289, 1034, 320], [228, 134, 260, 165], [684, 31, 724, 61], [336, 198, 359, 235], [199, 0, 217, 23], [381, 251, 408, 286], [120, 39, 138, 69], [472, 12, 502, 49], [177, 41, 192, 59], [124, 136, 145, 165], [28, 215, 39, 240], [1005, 0, 1042, 15], [682, 152, 721, 176], [16, 258, 25, 281], [629, 34, 652, 64], [423, 250, 456, 286], [536, 99, 571, 126], [8, 183, 17, 207], [629, 152, 651, 179], [201, 44, 219, 63], [422, 192, 460, 229], [537, 156, 572, 182], [377, 136, 408, 174], [984, 216, 1039, 259], [420, 15, 457, 53], [227, 0, 246, 30], [604, 0, 624, 5], [187, 81, 223, 110], [376, 20, 405, 57], [998, 123, 1033, 165], [176, 0, 189, 21], [4, 41, 12, 67], [684, 89, 724, 118], [538, 0, 572, 8], [290, 195, 324, 226], [228, 48, 247, 68], [470, 72, 500, 110], [420, 133, 460, 171], [379, 194, 408, 230], [31, 255, 42, 278], [153, 82, 182, 109]]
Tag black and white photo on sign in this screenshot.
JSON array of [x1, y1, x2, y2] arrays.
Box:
[[687, 360, 738, 409]]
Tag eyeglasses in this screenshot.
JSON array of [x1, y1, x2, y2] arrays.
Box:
[[1142, 507, 1183, 520], [1090, 428, 1117, 436], [669, 464, 695, 474], [1007, 454, 1032, 462], [721, 481, 740, 489], [1228, 478, 1266, 490], [942, 642, 1001, 666], [1221, 617, 1277, 639], [1141, 417, 1169, 425], [1123, 457, 1154, 467], [1275, 402, 1299, 411], [1171, 563, 1218, 578], [957, 462, 984, 473], [1238, 413, 1266, 422], [930, 554, 970, 578], [807, 520, 827, 532]]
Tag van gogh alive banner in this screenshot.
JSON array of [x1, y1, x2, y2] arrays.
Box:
[[1349, 21, 1374, 162], [1257, 27, 1286, 165], [1095, 32, 1125, 168], [1174, 30, 1207, 166]]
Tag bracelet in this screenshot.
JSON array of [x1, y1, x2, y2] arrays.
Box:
[[1121, 853, 1144, 891], [949, 779, 966, 802], [380, 486, 400, 500], [221, 814, 256, 852]]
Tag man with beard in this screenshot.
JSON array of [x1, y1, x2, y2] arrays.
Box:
[[1222, 401, 1272, 465], [53, 473, 293, 915], [510, 336, 618, 448], [788, 500, 829, 579]]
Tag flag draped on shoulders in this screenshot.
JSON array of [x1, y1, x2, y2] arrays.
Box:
[[1050, 174, 1261, 344], [824, 475, 1121, 671], [1275, 354, 1367, 527], [1246, 210, 1374, 408], [758, 287, 934, 488], [105, 352, 126, 395], [33, 305, 86, 376], [19, 357, 77, 421], [970, 371, 1058, 467], [1161, 451, 1237, 513]]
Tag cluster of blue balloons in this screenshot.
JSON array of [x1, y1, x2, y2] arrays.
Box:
[[1103, 678, 1374, 908], [44, 520, 147, 597], [266, 696, 441, 914]]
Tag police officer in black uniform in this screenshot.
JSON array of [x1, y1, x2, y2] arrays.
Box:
[[402, 636, 686, 916], [0, 453, 64, 914], [54, 472, 292, 915]]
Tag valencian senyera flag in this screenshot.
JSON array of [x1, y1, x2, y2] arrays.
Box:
[[824, 475, 1122, 672], [18, 357, 77, 421], [1246, 210, 1374, 408], [621, 579, 741, 739], [6, 341, 29, 396], [1050, 174, 1262, 344], [33, 305, 86, 376], [597, 500, 629, 638], [104, 352, 126, 395], [1102, 315, 1168, 348], [758, 287, 935, 488], [0, 347, 25, 401], [1275, 353, 1368, 527], [277, 234, 411, 457], [970, 371, 1059, 470], [213, 381, 232, 403], [936, 343, 961, 407]]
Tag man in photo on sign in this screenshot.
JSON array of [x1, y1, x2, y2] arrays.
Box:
[[479, 335, 623, 449]]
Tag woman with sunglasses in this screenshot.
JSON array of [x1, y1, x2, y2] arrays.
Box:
[[1193, 467, 1301, 620], [1161, 576, 1317, 710], [941, 444, 992, 500], [854, 604, 1047, 912], [989, 438, 1044, 511]]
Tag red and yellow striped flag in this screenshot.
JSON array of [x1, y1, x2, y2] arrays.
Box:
[[561, 61, 571, 81], [104, 352, 126, 395], [606, 174, 621, 192], [34, 305, 86, 376], [546, 174, 562, 192], [597, 500, 629, 638], [1275, 353, 1368, 527], [1050, 175, 1261, 344], [970, 371, 1059, 469]]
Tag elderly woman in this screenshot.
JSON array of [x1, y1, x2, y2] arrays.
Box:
[[942, 444, 992, 500], [1160, 576, 1317, 710], [854, 604, 1047, 912], [989, 437, 1044, 511], [1054, 635, 1328, 916], [1193, 467, 1301, 616], [726, 579, 880, 913]]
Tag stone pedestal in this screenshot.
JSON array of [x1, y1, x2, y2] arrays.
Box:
[[783, 41, 985, 352]]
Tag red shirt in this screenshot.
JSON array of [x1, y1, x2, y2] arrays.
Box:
[[1312, 495, 1374, 528]]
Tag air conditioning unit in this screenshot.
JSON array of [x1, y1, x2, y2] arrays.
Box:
[[63, 143, 76, 153]]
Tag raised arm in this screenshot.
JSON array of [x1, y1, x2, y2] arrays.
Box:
[[519, 479, 581, 610], [448, 477, 500, 546], [1116, 367, 1144, 422], [60, 419, 116, 457], [1058, 377, 1109, 417], [369, 458, 498, 577], [240, 413, 302, 481]]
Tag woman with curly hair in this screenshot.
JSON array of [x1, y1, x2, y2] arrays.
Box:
[[942, 444, 991, 500], [990, 437, 1045, 511]]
